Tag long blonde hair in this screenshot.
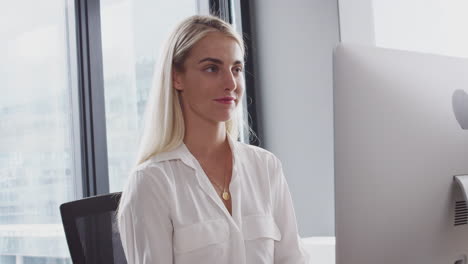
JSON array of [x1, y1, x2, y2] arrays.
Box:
[[135, 15, 246, 166]]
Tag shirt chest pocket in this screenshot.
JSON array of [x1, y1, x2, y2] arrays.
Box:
[[173, 218, 230, 255], [242, 215, 282, 241], [242, 215, 282, 262]]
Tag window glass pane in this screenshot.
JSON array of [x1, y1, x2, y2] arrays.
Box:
[[373, 0, 468, 58], [101, 0, 198, 192], [1, 1, 78, 263]]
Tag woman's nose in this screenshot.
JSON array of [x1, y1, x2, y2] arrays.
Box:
[[223, 71, 237, 91]]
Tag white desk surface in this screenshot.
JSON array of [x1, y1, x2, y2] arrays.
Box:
[[301, 237, 335, 264]]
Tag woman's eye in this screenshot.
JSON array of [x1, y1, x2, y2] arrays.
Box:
[[205, 65, 218, 72], [233, 67, 243, 73]]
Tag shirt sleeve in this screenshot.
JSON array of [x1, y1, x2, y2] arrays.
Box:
[[117, 167, 174, 264], [271, 156, 311, 264]]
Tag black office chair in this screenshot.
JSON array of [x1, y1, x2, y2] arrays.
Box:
[[60, 192, 127, 264]]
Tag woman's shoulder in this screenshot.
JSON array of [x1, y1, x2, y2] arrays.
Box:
[[121, 157, 177, 203], [119, 157, 175, 216], [126, 156, 178, 186], [132, 157, 165, 175], [235, 141, 280, 165]]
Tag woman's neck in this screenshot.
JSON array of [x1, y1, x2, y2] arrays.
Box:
[[183, 119, 230, 160]]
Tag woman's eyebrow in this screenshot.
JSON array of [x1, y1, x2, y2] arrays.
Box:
[[198, 57, 244, 66], [199, 57, 223, 64]]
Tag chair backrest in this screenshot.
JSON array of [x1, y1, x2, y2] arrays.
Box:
[[60, 192, 127, 264]]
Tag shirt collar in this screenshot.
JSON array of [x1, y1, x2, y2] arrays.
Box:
[[152, 135, 239, 170]]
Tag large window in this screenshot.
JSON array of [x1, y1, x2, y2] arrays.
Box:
[[0, 1, 79, 263], [1, 0, 248, 261], [100, 0, 199, 192]]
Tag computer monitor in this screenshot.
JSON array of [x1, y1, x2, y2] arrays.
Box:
[[333, 43, 468, 264]]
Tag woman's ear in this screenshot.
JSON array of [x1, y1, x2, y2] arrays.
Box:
[[172, 69, 183, 91]]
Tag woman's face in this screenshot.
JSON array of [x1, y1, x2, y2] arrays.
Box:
[[173, 32, 244, 124]]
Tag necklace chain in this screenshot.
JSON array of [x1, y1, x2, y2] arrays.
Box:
[[207, 176, 225, 192], [201, 148, 230, 200]]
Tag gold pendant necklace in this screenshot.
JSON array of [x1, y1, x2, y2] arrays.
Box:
[[209, 178, 230, 201], [221, 148, 230, 201], [203, 145, 231, 201], [222, 190, 230, 201]]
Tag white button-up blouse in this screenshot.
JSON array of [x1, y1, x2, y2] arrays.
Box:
[[118, 136, 311, 264]]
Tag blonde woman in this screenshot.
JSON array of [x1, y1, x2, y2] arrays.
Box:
[[117, 15, 311, 264]]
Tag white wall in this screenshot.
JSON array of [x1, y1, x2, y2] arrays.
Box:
[[338, 0, 375, 44], [251, 0, 339, 236], [373, 0, 468, 58]]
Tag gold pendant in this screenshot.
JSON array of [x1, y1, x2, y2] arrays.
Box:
[[222, 191, 230, 200]]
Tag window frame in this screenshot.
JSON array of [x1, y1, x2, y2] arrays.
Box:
[[74, 0, 110, 197]]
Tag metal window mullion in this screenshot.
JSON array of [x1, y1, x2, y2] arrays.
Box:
[[75, 0, 109, 197], [210, 0, 232, 23], [227, 0, 261, 146], [210, 0, 262, 146], [239, 0, 261, 146]]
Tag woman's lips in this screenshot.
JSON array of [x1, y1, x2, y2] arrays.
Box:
[[214, 98, 235, 104], [214, 97, 235, 104]]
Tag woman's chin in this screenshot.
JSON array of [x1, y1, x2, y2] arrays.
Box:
[[216, 116, 233, 123], [212, 114, 234, 123], [211, 110, 235, 122]]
